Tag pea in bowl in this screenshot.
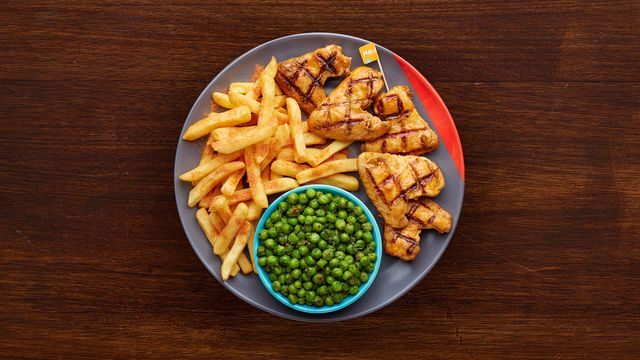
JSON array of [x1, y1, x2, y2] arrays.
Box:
[[254, 184, 382, 314]]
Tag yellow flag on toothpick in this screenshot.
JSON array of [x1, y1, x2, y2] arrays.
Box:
[[359, 42, 389, 91]]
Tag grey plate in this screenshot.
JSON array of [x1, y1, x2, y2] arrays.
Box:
[[174, 33, 465, 322]]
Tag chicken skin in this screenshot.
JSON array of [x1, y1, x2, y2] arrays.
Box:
[[383, 198, 452, 261], [362, 86, 439, 155], [357, 152, 445, 228], [308, 67, 389, 141], [275, 45, 352, 114]]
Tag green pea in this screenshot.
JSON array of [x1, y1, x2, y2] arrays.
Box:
[[357, 214, 368, 223], [291, 249, 301, 259], [318, 195, 330, 204], [335, 219, 346, 230], [322, 248, 333, 260], [324, 267, 331, 275], [369, 241, 376, 249], [305, 255, 315, 266], [316, 258, 327, 269], [330, 234, 340, 244], [311, 248, 322, 259], [355, 240, 365, 251], [349, 285, 359, 295], [335, 251, 345, 260], [345, 255, 354, 264], [272, 281, 282, 291], [363, 231, 373, 242], [312, 273, 324, 284], [288, 294, 297, 304], [275, 245, 286, 256], [361, 222, 373, 232], [306, 188, 317, 199], [305, 290, 316, 302], [346, 215, 357, 224], [267, 228, 277, 238], [353, 206, 363, 216], [299, 246, 309, 256], [303, 224, 313, 233], [359, 272, 369, 283], [360, 256, 371, 267], [258, 256, 267, 267], [269, 273, 277, 282], [313, 222, 324, 232], [297, 214, 305, 223], [288, 257, 299, 269], [303, 281, 313, 291], [339, 233, 350, 243], [259, 229, 268, 240], [271, 212, 282, 222], [326, 275, 335, 285], [338, 198, 347, 209], [257, 246, 265, 256], [296, 288, 306, 298], [339, 260, 349, 271], [343, 271, 354, 282], [331, 281, 342, 293], [325, 297, 334, 306], [287, 217, 299, 226], [304, 215, 315, 225], [329, 258, 340, 268], [293, 280, 302, 289], [327, 202, 337, 212], [333, 293, 344, 303], [309, 199, 319, 209], [318, 240, 328, 251], [263, 238, 274, 249], [279, 255, 290, 267], [265, 219, 274, 229], [278, 202, 289, 212], [266, 255, 278, 267], [281, 286, 289, 296], [331, 268, 343, 278], [326, 213, 337, 223], [287, 193, 299, 204], [298, 193, 309, 204], [301, 273, 310, 282], [338, 210, 348, 219], [274, 266, 284, 276], [309, 233, 320, 244], [305, 266, 317, 276], [345, 224, 355, 234]]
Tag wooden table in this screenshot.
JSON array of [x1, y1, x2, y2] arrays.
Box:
[[2, 1, 639, 358]]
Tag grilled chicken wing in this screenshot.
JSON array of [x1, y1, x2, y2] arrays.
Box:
[[308, 67, 388, 141], [383, 198, 452, 261], [357, 152, 445, 228], [275, 45, 352, 114], [363, 86, 439, 155]]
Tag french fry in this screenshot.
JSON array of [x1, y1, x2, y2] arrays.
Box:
[[229, 82, 253, 94], [277, 147, 295, 162], [275, 108, 288, 124], [286, 98, 307, 163], [221, 221, 250, 280], [303, 132, 327, 146], [274, 95, 286, 108], [212, 126, 257, 141], [199, 134, 216, 166], [311, 174, 360, 191], [211, 125, 275, 154], [257, 125, 290, 166], [274, 82, 283, 95], [302, 121, 309, 133], [295, 159, 358, 184], [228, 178, 298, 205], [188, 161, 245, 207], [208, 208, 226, 233], [271, 159, 309, 178], [213, 203, 248, 255], [179, 150, 243, 182], [261, 166, 270, 183], [270, 171, 282, 180], [221, 169, 245, 197], [199, 185, 221, 209], [257, 57, 278, 131], [237, 252, 253, 275], [212, 92, 233, 109], [245, 145, 268, 208], [183, 106, 252, 141], [213, 195, 233, 222], [229, 92, 261, 113], [245, 221, 257, 273], [307, 140, 353, 167], [246, 201, 262, 221], [196, 208, 240, 276]]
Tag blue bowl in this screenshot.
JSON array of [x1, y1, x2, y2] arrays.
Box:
[[254, 184, 382, 314]]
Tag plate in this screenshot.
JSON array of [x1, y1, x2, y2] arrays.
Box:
[[174, 32, 465, 322]]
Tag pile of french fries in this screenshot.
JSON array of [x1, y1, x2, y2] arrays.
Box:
[[180, 57, 360, 280]]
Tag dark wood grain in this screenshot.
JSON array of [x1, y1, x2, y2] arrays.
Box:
[[1, 1, 639, 358]]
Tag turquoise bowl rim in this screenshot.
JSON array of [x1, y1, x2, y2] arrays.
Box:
[[254, 184, 383, 314]]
